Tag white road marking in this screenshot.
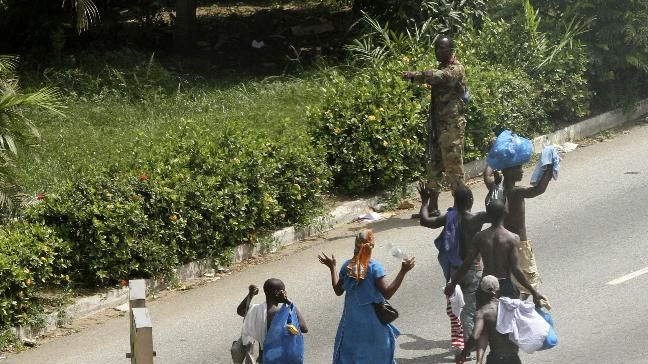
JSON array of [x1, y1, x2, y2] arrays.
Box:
[[607, 267, 648, 285]]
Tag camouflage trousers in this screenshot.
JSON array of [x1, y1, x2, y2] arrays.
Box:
[[426, 117, 466, 193]]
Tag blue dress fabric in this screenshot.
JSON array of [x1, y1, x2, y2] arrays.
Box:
[[333, 259, 400, 364], [434, 208, 463, 282]]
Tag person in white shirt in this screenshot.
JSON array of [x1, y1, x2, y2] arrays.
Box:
[[472, 275, 520, 364], [236, 279, 308, 363]]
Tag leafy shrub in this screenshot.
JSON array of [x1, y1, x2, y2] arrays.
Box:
[[537, 0, 648, 108], [461, 63, 546, 160], [352, 0, 487, 34], [0, 222, 70, 328], [143, 120, 331, 261], [24, 119, 330, 286], [30, 174, 179, 286], [457, 10, 591, 123], [311, 63, 427, 195]]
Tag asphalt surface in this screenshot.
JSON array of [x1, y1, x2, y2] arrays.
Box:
[[7, 123, 648, 364]]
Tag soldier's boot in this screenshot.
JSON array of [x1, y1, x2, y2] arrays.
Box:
[[428, 190, 440, 217]]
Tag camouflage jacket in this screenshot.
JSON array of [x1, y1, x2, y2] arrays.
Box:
[[412, 61, 467, 128]]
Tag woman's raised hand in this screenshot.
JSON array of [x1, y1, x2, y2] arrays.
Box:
[[318, 252, 337, 270], [401, 257, 416, 273]]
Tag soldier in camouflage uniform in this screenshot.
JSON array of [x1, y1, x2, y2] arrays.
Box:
[[402, 35, 468, 216]]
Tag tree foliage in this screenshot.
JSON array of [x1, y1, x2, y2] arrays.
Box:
[[529, 0, 648, 106], [351, 0, 487, 35], [0, 55, 64, 214]]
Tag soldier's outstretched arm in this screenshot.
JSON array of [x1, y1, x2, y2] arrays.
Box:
[[402, 69, 448, 85]]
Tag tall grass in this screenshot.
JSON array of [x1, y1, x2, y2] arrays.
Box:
[[16, 53, 325, 194]]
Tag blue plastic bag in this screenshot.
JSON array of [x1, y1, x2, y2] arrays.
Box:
[[263, 303, 304, 364], [486, 130, 533, 170], [536, 308, 558, 350]]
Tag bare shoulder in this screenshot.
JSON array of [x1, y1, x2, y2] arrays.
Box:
[[479, 302, 498, 319], [467, 211, 489, 225], [504, 231, 520, 245]]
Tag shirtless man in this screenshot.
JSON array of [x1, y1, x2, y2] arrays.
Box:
[[419, 182, 489, 362], [484, 163, 553, 298], [444, 199, 546, 306], [237, 279, 308, 363], [472, 275, 522, 364]]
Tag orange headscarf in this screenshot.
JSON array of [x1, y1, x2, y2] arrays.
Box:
[[347, 229, 374, 281]]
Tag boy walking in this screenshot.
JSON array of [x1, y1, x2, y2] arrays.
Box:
[[235, 279, 308, 364], [472, 275, 522, 364]]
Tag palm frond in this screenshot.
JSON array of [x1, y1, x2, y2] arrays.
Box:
[[77, 0, 100, 33], [0, 87, 65, 117], [2, 135, 17, 155], [62, 0, 100, 33], [538, 16, 593, 69], [0, 55, 19, 77], [0, 166, 25, 216], [17, 87, 66, 116]]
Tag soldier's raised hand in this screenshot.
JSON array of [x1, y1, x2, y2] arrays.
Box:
[[401, 71, 414, 80]]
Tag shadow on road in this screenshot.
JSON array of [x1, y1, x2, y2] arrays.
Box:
[[397, 334, 456, 364], [325, 214, 422, 243], [397, 353, 456, 364], [399, 334, 449, 351]]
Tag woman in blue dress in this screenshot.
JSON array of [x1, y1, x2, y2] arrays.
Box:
[[318, 229, 416, 364]]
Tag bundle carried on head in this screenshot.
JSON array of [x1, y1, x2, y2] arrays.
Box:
[[486, 130, 533, 171]]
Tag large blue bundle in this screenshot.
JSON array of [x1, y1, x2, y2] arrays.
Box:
[[263, 303, 304, 364], [536, 308, 558, 350], [486, 130, 533, 170]]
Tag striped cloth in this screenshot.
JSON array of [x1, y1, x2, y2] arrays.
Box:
[[446, 299, 465, 350]]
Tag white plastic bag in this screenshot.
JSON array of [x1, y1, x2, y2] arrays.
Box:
[[449, 285, 465, 317]]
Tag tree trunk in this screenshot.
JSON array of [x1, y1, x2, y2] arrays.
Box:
[[174, 0, 197, 54]]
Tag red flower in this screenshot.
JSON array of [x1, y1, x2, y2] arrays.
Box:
[[138, 173, 149, 181], [36, 193, 46, 200]]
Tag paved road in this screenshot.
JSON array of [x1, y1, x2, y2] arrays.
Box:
[[7, 124, 648, 364]]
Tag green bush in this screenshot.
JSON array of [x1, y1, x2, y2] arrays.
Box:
[[457, 15, 591, 123], [0, 222, 70, 328], [24, 119, 330, 286], [311, 63, 427, 194], [461, 63, 546, 160], [30, 174, 179, 286], [143, 120, 331, 261]]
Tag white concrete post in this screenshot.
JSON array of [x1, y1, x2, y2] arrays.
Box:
[[126, 279, 154, 363], [131, 307, 154, 364]]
